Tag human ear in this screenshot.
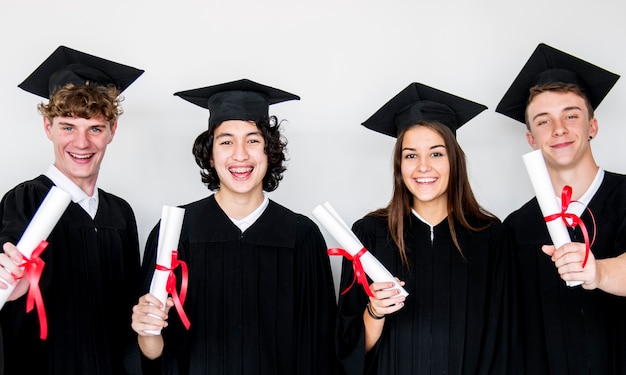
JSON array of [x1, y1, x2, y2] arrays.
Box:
[[525, 131, 538, 149]]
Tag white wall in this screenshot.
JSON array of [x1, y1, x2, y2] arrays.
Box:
[[1, 0, 625, 293]]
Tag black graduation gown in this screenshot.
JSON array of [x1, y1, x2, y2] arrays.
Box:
[[336, 214, 520, 375], [504, 171, 626, 374], [138, 195, 337, 375], [0, 175, 141, 375]]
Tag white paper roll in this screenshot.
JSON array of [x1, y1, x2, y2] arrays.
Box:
[[146, 205, 185, 334], [312, 202, 408, 296], [522, 150, 582, 287], [0, 186, 72, 309]]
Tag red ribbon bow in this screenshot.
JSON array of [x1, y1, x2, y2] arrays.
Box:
[[328, 247, 374, 297], [16, 240, 49, 340], [155, 250, 190, 329], [544, 185, 591, 268]]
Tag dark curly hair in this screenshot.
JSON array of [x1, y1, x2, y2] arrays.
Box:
[[192, 116, 287, 192]]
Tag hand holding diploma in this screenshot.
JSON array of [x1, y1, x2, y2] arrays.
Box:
[[146, 205, 187, 334], [0, 186, 72, 339], [523, 150, 590, 287], [312, 202, 408, 297]]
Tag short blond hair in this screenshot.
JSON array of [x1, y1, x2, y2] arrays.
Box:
[[38, 83, 123, 124]]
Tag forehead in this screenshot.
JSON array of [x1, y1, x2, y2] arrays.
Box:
[[401, 126, 444, 147], [527, 91, 588, 116], [213, 120, 261, 135]]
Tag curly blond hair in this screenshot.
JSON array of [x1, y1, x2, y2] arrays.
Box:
[[38, 83, 123, 123]]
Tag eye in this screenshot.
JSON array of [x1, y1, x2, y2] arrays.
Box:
[[566, 114, 578, 120], [403, 153, 416, 159], [90, 127, 103, 133], [431, 152, 444, 158], [536, 119, 549, 126]]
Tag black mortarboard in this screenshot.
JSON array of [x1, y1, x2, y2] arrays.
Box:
[[362, 82, 487, 138], [18, 45, 144, 98], [174, 79, 300, 128], [496, 43, 620, 124]]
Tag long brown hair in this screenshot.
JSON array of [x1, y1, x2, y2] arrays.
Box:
[[368, 122, 496, 268]]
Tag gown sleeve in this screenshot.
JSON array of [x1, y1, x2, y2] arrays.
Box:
[[292, 215, 339, 375], [335, 217, 379, 375]]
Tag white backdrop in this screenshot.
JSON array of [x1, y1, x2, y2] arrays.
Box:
[[1, 0, 625, 293]]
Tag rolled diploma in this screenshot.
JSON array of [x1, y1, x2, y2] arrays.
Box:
[[522, 149, 582, 287], [312, 202, 408, 296], [0, 186, 72, 309], [146, 205, 185, 334]]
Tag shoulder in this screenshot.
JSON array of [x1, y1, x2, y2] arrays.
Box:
[[267, 200, 319, 232], [3, 175, 52, 196], [180, 195, 216, 214], [1, 175, 53, 208], [503, 197, 539, 227], [599, 171, 626, 195], [98, 188, 134, 212], [352, 214, 388, 235]]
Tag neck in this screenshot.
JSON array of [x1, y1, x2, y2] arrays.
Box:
[[413, 200, 448, 226], [215, 189, 264, 220], [547, 159, 599, 201]]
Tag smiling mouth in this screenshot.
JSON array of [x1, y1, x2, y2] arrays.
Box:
[[416, 177, 437, 183], [229, 167, 253, 173], [70, 152, 94, 159]]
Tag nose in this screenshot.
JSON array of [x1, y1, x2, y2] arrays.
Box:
[[552, 119, 568, 137], [74, 129, 90, 148], [417, 157, 430, 172], [232, 142, 249, 161]]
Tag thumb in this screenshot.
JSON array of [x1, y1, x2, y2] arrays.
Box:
[[541, 245, 556, 257]]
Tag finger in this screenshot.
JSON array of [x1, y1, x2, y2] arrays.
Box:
[[541, 245, 556, 257], [2, 243, 23, 264], [139, 293, 165, 309], [371, 295, 406, 316], [133, 300, 169, 320]]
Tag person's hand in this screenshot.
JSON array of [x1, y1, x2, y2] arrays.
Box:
[[367, 278, 406, 318], [0, 242, 30, 300], [131, 293, 174, 336], [542, 242, 598, 289]]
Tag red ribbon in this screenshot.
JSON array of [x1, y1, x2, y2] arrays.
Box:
[[15, 240, 49, 340], [155, 250, 190, 329], [328, 247, 374, 297], [544, 185, 591, 268]]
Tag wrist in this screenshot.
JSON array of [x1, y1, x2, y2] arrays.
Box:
[[366, 302, 385, 320]]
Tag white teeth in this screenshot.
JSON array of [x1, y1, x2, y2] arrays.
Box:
[[70, 153, 93, 159], [229, 167, 253, 173], [416, 177, 436, 183]]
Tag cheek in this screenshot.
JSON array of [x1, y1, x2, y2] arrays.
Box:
[[400, 160, 414, 178]]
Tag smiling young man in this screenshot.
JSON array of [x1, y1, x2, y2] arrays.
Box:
[[0, 46, 143, 375], [130, 79, 338, 375], [497, 43, 626, 374]]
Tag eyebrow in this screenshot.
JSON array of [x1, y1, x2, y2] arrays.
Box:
[[57, 121, 107, 127], [531, 106, 583, 122], [402, 144, 446, 152], [214, 131, 263, 139]]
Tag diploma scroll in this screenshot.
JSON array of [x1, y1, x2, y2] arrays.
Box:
[[522, 150, 582, 287], [146, 205, 185, 334], [0, 186, 72, 309], [312, 202, 408, 297]]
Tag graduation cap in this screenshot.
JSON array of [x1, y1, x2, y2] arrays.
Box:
[[362, 82, 487, 138], [174, 79, 300, 128], [495, 43, 620, 124], [18, 45, 144, 98]]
